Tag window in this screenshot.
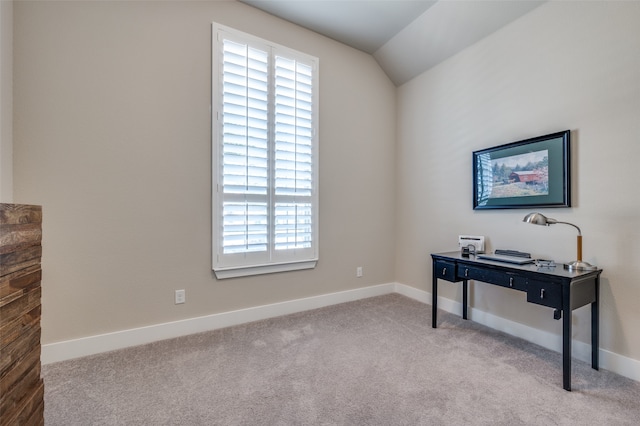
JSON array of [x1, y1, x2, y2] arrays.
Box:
[[211, 24, 319, 279]]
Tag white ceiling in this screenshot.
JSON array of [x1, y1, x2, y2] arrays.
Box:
[[240, 0, 545, 86]]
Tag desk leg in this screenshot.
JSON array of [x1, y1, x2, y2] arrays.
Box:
[[592, 277, 600, 370], [562, 284, 572, 391], [432, 266, 438, 328], [462, 279, 468, 320]]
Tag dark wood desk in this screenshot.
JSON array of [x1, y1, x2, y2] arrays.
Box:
[[431, 251, 601, 391]]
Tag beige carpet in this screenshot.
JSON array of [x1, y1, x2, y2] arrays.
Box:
[[43, 294, 640, 425]]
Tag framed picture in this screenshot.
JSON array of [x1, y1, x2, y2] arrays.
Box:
[[473, 130, 571, 210]]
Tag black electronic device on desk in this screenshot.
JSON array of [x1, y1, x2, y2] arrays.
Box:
[[477, 249, 534, 264]]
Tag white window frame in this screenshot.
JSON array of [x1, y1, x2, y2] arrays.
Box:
[[211, 23, 319, 279]]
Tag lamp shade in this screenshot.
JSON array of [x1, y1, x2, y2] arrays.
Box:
[[523, 212, 555, 226]]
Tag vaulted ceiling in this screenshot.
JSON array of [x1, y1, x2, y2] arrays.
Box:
[[240, 0, 545, 86]]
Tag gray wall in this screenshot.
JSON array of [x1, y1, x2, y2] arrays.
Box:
[[396, 1, 640, 361], [13, 1, 397, 344], [0, 0, 13, 202], [11, 0, 640, 371]]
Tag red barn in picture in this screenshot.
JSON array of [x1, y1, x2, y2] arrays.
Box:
[[510, 171, 543, 183]]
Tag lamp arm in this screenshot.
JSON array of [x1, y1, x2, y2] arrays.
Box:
[[552, 220, 582, 236], [550, 220, 583, 261]]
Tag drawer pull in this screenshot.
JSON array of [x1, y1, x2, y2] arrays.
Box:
[[540, 289, 545, 299], [509, 277, 514, 287], [442, 268, 447, 276]]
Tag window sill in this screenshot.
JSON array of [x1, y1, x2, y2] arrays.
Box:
[[214, 259, 318, 279]]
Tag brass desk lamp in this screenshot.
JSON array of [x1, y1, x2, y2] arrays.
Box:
[[523, 212, 598, 271]]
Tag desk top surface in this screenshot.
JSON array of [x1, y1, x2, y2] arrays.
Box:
[[432, 251, 602, 280]]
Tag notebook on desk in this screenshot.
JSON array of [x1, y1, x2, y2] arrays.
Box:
[[476, 254, 535, 264]]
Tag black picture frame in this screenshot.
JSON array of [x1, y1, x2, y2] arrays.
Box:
[[473, 130, 571, 210]]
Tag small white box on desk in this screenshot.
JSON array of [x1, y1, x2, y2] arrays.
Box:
[[458, 235, 485, 253]]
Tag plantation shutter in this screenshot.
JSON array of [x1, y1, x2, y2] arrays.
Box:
[[212, 24, 318, 278], [273, 55, 314, 252], [221, 39, 270, 255]]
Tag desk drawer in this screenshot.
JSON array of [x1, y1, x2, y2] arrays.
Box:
[[434, 260, 458, 282], [526, 280, 562, 309], [458, 265, 526, 290]]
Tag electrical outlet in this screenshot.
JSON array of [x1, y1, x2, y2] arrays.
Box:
[[175, 289, 186, 304], [356, 267, 363, 278]]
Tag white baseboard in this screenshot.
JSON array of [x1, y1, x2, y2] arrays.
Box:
[[394, 283, 640, 384], [41, 283, 395, 365], [42, 282, 640, 384]]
